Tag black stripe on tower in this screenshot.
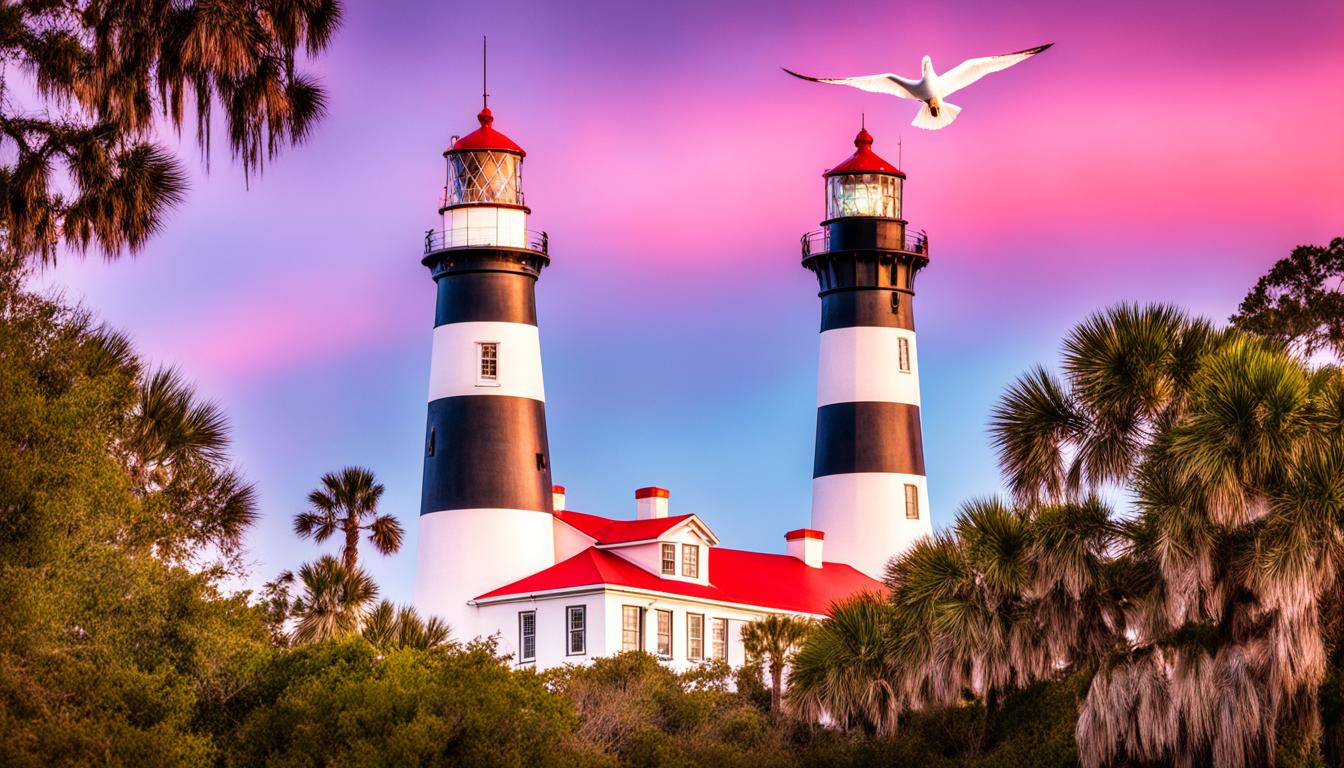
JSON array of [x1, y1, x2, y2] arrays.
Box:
[[426, 249, 549, 327], [813, 402, 926, 478], [820, 290, 915, 332], [421, 395, 553, 514]]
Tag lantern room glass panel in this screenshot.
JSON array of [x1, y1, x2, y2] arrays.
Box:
[[826, 173, 901, 220], [448, 150, 522, 206]]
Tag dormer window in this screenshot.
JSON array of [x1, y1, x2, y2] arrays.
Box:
[[660, 543, 676, 575], [682, 544, 700, 579]]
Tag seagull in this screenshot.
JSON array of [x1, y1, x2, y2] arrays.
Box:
[[783, 43, 1052, 130]]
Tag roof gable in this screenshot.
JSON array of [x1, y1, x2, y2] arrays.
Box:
[[474, 545, 883, 616], [554, 510, 718, 547]]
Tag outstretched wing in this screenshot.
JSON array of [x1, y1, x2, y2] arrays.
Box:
[[939, 43, 1052, 96], [782, 68, 920, 100]]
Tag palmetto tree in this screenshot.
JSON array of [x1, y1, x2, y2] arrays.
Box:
[[741, 614, 813, 720], [789, 593, 902, 735], [361, 600, 452, 651], [987, 304, 1344, 767], [0, 1, 343, 269], [294, 467, 403, 572], [288, 555, 377, 644]]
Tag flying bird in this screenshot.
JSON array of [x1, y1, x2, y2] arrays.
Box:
[[783, 43, 1052, 130]]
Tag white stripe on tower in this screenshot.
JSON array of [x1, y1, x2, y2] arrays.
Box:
[[816, 326, 920, 407]]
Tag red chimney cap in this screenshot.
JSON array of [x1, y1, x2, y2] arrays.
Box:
[[448, 107, 526, 156], [635, 487, 670, 499], [552, 485, 566, 494], [824, 127, 903, 177], [784, 528, 825, 541]]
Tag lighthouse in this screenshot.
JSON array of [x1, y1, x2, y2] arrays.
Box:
[[802, 126, 933, 580], [413, 102, 554, 636]]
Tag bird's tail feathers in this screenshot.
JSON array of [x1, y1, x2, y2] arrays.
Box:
[[913, 101, 961, 130]]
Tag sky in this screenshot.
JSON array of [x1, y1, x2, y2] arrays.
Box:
[[36, 0, 1344, 602]]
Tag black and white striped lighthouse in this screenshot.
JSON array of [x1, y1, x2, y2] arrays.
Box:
[[413, 102, 554, 635], [802, 126, 933, 579]]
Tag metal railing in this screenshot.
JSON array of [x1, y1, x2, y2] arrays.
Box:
[[801, 226, 928, 257], [424, 227, 549, 255]]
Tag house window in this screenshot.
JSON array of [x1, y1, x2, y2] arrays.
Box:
[[687, 613, 705, 661], [898, 337, 911, 373], [905, 483, 919, 519], [566, 605, 586, 656], [656, 609, 672, 657], [518, 611, 536, 663], [621, 605, 644, 652], [478, 342, 499, 384], [711, 618, 728, 662], [682, 544, 700, 579], [660, 543, 676, 575]]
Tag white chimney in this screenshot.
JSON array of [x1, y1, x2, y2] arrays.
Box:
[[552, 484, 566, 512], [635, 487, 669, 519], [785, 528, 824, 568]]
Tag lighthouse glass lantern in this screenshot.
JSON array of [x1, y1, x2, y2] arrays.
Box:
[[824, 129, 903, 220], [441, 106, 528, 249]]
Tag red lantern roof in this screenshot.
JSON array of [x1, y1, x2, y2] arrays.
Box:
[[824, 128, 903, 177], [448, 107, 525, 156]]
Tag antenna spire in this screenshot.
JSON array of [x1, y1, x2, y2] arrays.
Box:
[[861, 112, 865, 130], [482, 36, 489, 108], [898, 136, 903, 167]]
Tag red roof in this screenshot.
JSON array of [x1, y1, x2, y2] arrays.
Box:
[[825, 128, 903, 177], [475, 545, 883, 615], [554, 510, 699, 545], [449, 107, 525, 156]]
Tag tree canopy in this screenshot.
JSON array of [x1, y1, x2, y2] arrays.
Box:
[[0, 0, 343, 269], [1232, 237, 1344, 361]]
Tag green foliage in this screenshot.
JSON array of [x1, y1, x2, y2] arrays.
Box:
[[361, 599, 452, 651], [548, 651, 790, 767], [1233, 237, 1344, 360], [0, 286, 273, 765], [226, 639, 605, 768]]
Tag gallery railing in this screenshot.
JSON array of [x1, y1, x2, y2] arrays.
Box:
[[800, 226, 928, 257]]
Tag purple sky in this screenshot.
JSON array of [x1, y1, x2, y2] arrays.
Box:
[[37, 0, 1344, 602]]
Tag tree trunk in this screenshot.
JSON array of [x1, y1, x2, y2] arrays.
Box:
[[343, 515, 360, 571], [770, 661, 783, 720]]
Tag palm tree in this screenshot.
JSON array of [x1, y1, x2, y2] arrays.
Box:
[[985, 304, 1344, 767], [741, 614, 814, 720], [361, 600, 452, 651], [789, 594, 901, 735], [1, 1, 343, 268], [289, 555, 378, 644], [294, 467, 403, 572], [121, 366, 258, 561]]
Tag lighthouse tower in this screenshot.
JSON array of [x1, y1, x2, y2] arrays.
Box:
[[802, 126, 933, 579], [413, 102, 554, 636]]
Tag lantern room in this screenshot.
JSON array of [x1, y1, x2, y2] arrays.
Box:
[[439, 106, 529, 250], [823, 128, 904, 221]]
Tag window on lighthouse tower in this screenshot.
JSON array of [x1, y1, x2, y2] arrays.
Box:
[[898, 337, 911, 372], [477, 342, 499, 384]]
